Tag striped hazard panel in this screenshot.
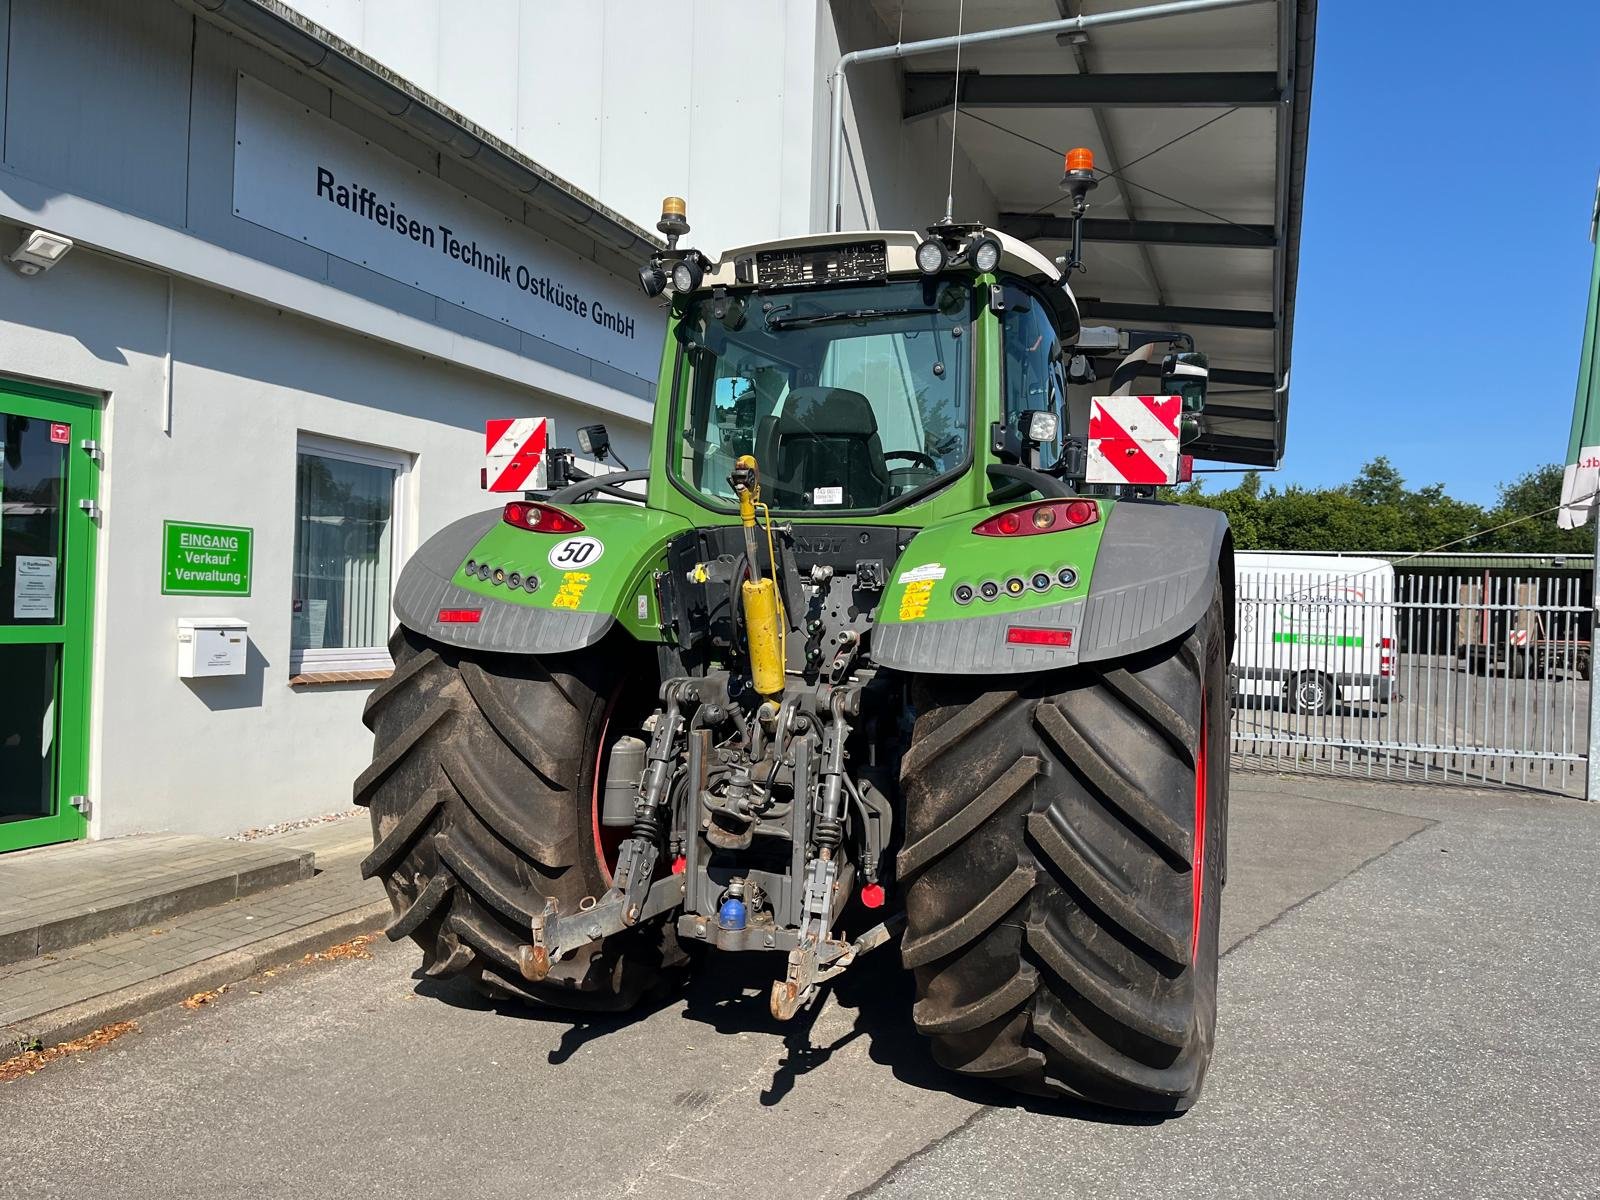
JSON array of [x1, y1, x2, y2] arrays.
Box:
[[484, 417, 551, 492], [1086, 395, 1183, 486]]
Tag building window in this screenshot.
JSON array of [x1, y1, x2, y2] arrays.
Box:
[[291, 436, 410, 674]]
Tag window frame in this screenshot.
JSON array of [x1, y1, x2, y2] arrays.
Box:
[[1000, 282, 1068, 469], [666, 278, 978, 517], [290, 433, 413, 676]]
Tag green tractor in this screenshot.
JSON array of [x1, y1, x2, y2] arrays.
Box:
[[356, 186, 1234, 1112]]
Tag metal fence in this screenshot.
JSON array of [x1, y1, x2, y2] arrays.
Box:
[[1230, 565, 1592, 795]]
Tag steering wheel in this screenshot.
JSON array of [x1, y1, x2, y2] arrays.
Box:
[[884, 450, 939, 471]]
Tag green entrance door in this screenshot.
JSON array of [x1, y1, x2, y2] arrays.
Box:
[[0, 381, 99, 852]]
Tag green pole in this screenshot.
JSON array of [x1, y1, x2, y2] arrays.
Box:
[[1574, 181, 1600, 800]]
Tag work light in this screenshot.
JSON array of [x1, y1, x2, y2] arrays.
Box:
[[915, 239, 947, 275], [639, 262, 667, 297], [671, 255, 703, 293]]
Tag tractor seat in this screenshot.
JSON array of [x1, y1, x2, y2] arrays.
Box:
[[758, 387, 890, 509]]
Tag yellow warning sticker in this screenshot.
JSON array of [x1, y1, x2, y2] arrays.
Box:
[[551, 571, 592, 610], [898, 578, 935, 621]]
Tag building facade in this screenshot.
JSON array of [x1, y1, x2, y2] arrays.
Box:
[[0, 0, 972, 847], [0, 0, 1308, 848]]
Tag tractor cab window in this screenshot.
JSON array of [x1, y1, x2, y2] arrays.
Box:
[[674, 279, 973, 512], [1001, 292, 1066, 467]]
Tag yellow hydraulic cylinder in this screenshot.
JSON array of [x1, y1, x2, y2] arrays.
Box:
[[732, 454, 785, 698], [742, 577, 785, 697]]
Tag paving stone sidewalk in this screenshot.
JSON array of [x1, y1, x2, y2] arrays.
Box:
[[0, 817, 388, 1050]]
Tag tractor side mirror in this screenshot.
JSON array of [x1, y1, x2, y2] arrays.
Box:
[[1161, 351, 1209, 445], [1161, 350, 1209, 414]]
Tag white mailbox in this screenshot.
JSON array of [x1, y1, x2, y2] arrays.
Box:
[[177, 618, 249, 678]]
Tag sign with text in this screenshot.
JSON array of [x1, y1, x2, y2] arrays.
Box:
[[163, 521, 253, 596], [232, 73, 663, 382]]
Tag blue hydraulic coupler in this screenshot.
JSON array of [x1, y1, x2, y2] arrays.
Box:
[[717, 896, 747, 931]]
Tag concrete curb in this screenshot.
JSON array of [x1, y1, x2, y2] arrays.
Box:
[[3, 899, 392, 1051], [0, 845, 315, 967]]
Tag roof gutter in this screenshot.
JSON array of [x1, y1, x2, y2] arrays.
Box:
[[1273, 0, 1318, 461], [181, 0, 661, 259], [826, 0, 1276, 233]]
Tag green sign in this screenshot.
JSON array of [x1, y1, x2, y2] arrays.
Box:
[[162, 520, 252, 596], [1273, 632, 1362, 648]]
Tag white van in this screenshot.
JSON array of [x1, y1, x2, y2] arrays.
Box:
[[1232, 553, 1398, 714]]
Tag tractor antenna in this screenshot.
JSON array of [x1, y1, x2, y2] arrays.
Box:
[[943, 0, 966, 223]]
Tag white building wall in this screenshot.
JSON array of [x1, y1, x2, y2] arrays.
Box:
[[283, 0, 826, 254], [820, 1, 1000, 235], [0, 241, 647, 838]]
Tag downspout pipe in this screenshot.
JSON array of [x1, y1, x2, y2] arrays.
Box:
[[826, 0, 1274, 233]]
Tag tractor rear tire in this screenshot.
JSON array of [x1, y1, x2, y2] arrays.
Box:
[[355, 627, 684, 1010], [899, 586, 1229, 1112]]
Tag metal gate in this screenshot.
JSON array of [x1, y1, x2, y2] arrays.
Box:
[[1230, 564, 1592, 795]]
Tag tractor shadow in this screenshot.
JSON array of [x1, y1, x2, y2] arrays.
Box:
[[412, 942, 1174, 1126], [410, 967, 687, 1065]]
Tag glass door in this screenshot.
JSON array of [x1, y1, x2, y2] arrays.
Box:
[[0, 382, 99, 852]]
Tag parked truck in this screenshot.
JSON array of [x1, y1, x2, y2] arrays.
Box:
[[1457, 579, 1591, 679], [356, 180, 1234, 1111]]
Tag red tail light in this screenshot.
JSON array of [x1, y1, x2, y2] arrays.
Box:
[[503, 501, 584, 534], [436, 608, 482, 624], [974, 499, 1099, 537], [1006, 626, 1074, 647]]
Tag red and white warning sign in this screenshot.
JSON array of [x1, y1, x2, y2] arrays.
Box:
[[49, 422, 71, 445], [484, 418, 551, 492], [1086, 395, 1182, 486]]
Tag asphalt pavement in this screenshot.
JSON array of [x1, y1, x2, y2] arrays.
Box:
[[3, 773, 1597, 1199]]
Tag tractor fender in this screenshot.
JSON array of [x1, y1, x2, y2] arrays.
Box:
[[392, 505, 689, 655], [1074, 501, 1232, 662], [872, 501, 1230, 676]]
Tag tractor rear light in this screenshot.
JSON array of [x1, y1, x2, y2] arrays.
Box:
[[436, 608, 482, 624], [1006, 626, 1073, 647], [503, 501, 585, 534], [974, 499, 1099, 537]]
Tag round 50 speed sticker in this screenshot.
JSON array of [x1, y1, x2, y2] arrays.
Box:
[[548, 535, 604, 569]]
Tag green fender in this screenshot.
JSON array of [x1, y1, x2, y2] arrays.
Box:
[[873, 499, 1231, 675], [392, 504, 695, 655]]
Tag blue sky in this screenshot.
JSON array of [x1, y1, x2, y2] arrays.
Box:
[[1276, 0, 1600, 505]]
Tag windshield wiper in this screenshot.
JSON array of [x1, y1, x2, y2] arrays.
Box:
[[765, 306, 936, 331]]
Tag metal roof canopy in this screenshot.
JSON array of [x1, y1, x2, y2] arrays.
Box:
[[850, 0, 1316, 468]]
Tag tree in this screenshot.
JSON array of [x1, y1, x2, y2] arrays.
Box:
[[1479, 465, 1592, 554], [1346, 456, 1406, 507], [1177, 458, 1587, 555]]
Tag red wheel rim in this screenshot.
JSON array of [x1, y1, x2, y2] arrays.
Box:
[[590, 688, 627, 884], [1191, 697, 1208, 960]]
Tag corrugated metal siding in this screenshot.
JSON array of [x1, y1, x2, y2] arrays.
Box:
[[5, 0, 194, 225], [0, 0, 10, 162], [185, 19, 332, 281]]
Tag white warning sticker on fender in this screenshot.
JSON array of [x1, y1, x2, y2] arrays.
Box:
[[547, 535, 604, 569], [897, 563, 946, 584]]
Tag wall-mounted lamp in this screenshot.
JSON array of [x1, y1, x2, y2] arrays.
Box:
[[8, 228, 74, 276]]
